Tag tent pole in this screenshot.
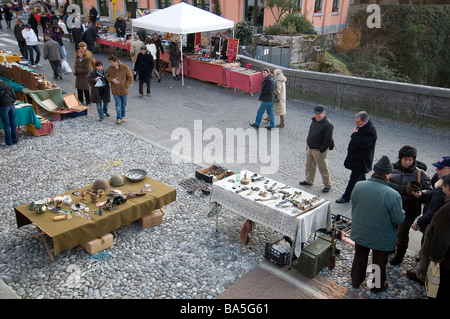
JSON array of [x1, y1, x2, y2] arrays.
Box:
[[180, 34, 184, 86]]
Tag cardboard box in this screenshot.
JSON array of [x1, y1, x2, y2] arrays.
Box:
[[138, 209, 163, 229], [425, 262, 440, 298], [81, 233, 114, 255], [296, 235, 331, 278], [195, 164, 234, 183]]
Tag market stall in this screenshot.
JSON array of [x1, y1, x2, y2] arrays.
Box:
[[131, 2, 235, 85], [225, 67, 264, 96], [95, 35, 131, 58], [188, 57, 239, 85], [0, 105, 41, 130], [15, 175, 176, 260], [209, 170, 331, 267]]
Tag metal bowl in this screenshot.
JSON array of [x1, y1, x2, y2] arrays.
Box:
[[125, 169, 147, 182]]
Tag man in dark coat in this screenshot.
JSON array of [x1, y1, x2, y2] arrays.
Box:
[[133, 46, 154, 97], [300, 105, 334, 193], [88, 5, 98, 24], [14, 18, 28, 59], [336, 111, 377, 203], [83, 22, 98, 54]]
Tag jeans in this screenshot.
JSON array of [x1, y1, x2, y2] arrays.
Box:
[[27, 44, 41, 65], [60, 45, 67, 60], [0, 105, 18, 146], [96, 88, 109, 119], [113, 95, 128, 120], [254, 101, 275, 128]]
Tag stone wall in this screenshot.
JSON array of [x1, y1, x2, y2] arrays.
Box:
[[238, 56, 450, 132]]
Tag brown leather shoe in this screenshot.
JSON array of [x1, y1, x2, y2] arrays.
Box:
[[406, 270, 424, 285]]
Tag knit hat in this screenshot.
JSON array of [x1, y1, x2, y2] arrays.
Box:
[[373, 156, 393, 175]]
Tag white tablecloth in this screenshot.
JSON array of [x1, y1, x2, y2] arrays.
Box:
[[209, 170, 331, 257]]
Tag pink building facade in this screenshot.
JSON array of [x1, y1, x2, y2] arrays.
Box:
[[86, 0, 349, 35]]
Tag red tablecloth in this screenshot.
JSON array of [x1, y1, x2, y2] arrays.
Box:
[[161, 52, 189, 76], [188, 59, 240, 85], [96, 38, 131, 51], [225, 68, 263, 95]]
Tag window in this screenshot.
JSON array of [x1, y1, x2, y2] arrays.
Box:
[[314, 0, 323, 14], [244, 0, 265, 28], [192, 0, 210, 10], [296, 0, 303, 12], [158, 0, 173, 9], [332, 0, 340, 12]]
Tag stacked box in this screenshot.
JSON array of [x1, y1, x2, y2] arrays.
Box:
[[80, 233, 114, 255], [138, 209, 163, 229], [296, 235, 331, 278]]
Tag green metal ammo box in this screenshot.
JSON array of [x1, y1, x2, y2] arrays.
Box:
[[296, 235, 332, 278]]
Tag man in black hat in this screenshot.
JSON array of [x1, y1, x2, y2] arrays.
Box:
[[336, 111, 377, 203], [299, 105, 334, 193], [349, 155, 404, 292]]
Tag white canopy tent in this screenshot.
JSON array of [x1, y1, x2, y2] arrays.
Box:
[[131, 2, 235, 85]]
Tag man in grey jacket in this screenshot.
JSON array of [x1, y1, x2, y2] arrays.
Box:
[[43, 33, 64, 80]]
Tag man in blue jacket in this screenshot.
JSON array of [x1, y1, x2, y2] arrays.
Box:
[[0, 81, 18, 146], [350, 155, 405, 292]]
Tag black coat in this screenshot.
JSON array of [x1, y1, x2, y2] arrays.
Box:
[[306, 116, 334, 153], [134, 52, 154, 83], [88, 69, 111, 104], [83, 25, 98, 45], [343, 120, 377, 173], [258, 75, 275, 102]]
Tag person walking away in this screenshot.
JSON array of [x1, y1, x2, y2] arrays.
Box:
[[264, 68, 286, 127], [14, 19, 28, 60], [350, 155, 405, 292], [71, 22, 82, 52], [22, 24, 41, 67], [83, 21, 98, 54], [43, 33, 64, 80], [27, 12, 40, 41], [114, 16, 126, 37], [169, 35, 181, 80], [50, 23, 66, 60], [74, 49, 93, 105], [64, 10, 76, 43], [88, 61, 110, 121], [106, 55, 133, 124], [88, 5, 98, 24], [336, 111, 377, 203], [4, 4, 13, 29], [130, 35, 144, 81], [147, 42, 161, 82], [420, 173, 450, 299], [299, 105, 334, 193], [249, 68, 275, 129], [0, 81, 19, 147], [145, 33, 164, 80], [389, 145, 432, 265], [39, 9, 50, 35], [134, 46, 154, 97]]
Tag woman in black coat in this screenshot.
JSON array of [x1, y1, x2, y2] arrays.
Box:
[[133, 46, 154, 97], [28, 13, 39, 41], [88, 61, 111, 121]]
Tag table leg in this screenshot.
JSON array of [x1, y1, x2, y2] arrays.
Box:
[[32, 225, 55, 262]]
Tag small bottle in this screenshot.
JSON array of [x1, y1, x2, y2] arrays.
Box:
[[236, 166, 241, 182]]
